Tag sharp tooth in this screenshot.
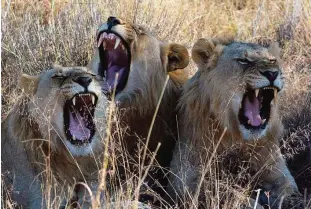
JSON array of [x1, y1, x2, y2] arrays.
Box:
[[114, 37, 121, 49], [73, 97, 76, 106], [103, 41, 107, 49], [261, 119, 266, 124], [72, 135, 76, 141], [248, 120, 251, 124], [97, 35, 104, 47], [91, 95, 95, 105], [274, 89, 277, 105], [255, 89, 259, 97]]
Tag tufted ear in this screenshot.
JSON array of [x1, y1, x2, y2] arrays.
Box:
[[162, 43, 190, 72], [192, 36, 234, 69], [19, 74, 39, 95], [191, 38, 216, 66]]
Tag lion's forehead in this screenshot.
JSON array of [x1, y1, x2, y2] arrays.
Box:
[[41, 67, 89, 79], [223, 42, 274, 60], [62, 67, 88, 73]]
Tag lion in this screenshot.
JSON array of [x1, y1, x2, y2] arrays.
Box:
[[1, 65, 109, 209], [168, 37, 304, 208], [88, 16, 189, 201]]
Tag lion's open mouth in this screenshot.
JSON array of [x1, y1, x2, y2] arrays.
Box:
[[238, 87, 278, 130], [64, 93, 98, 145], [97, 31, 131, 96]]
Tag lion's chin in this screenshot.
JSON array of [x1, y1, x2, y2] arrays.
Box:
[[63, 139, 98, 156], [239, 124, 268, 140]]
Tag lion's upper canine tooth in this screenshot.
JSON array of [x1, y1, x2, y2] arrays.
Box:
[[91, 95, 95, 105], [73, 97, 76, 106], [273, 89, 277, 104], [261, 119, 266, 124], [72, 135, 76, 141], [114, 37, 121, 49], [97, 34, 104, 48], [247, 120, 251, 124], [255, 89, 259, 97]]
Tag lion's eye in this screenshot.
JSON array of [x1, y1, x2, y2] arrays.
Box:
[[51, 73, 68, 79], [52, 75, 66, 79], [87, 72, 97, 77], [236, 58, 251, 65]]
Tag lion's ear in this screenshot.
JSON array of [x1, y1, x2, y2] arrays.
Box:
[[162, 43, 190, 72], [52, 63, 64, 71], [191, 38, 216, 66], [19, 74, 39, 95], [268, 42, 281, 61]]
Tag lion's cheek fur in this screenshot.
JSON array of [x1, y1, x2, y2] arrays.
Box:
[[29, 97, 66, 149]]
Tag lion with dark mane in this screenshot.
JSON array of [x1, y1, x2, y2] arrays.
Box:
[[169, 37, 304, 208]]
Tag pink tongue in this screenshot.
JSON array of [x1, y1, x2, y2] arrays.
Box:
[[244, 96, 262, 126], [69, 111, 90, 141]]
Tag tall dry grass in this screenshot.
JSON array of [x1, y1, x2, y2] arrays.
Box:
[[1, 0, 311, 208]]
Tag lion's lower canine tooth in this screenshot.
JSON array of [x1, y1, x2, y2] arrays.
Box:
[[73, 97, 76, 106], [255, 89, 259, 97], [114, 37, 121, 49]]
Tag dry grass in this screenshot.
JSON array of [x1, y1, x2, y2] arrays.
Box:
[[1, 0, 311, 208]]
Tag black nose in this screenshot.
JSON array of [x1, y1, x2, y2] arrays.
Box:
[[74, 76, 92, 88], [260, 71, 279, 82], [107, 16, 121, 30]]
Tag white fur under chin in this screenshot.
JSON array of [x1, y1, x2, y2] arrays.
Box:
[[239, 125, 267, 141], [63, 138, 100, 156]]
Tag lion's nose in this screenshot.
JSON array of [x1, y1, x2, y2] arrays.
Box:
[[107, 16, 121, 30], [74, 76, 92, 88], [260, 71, 279, 82]]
